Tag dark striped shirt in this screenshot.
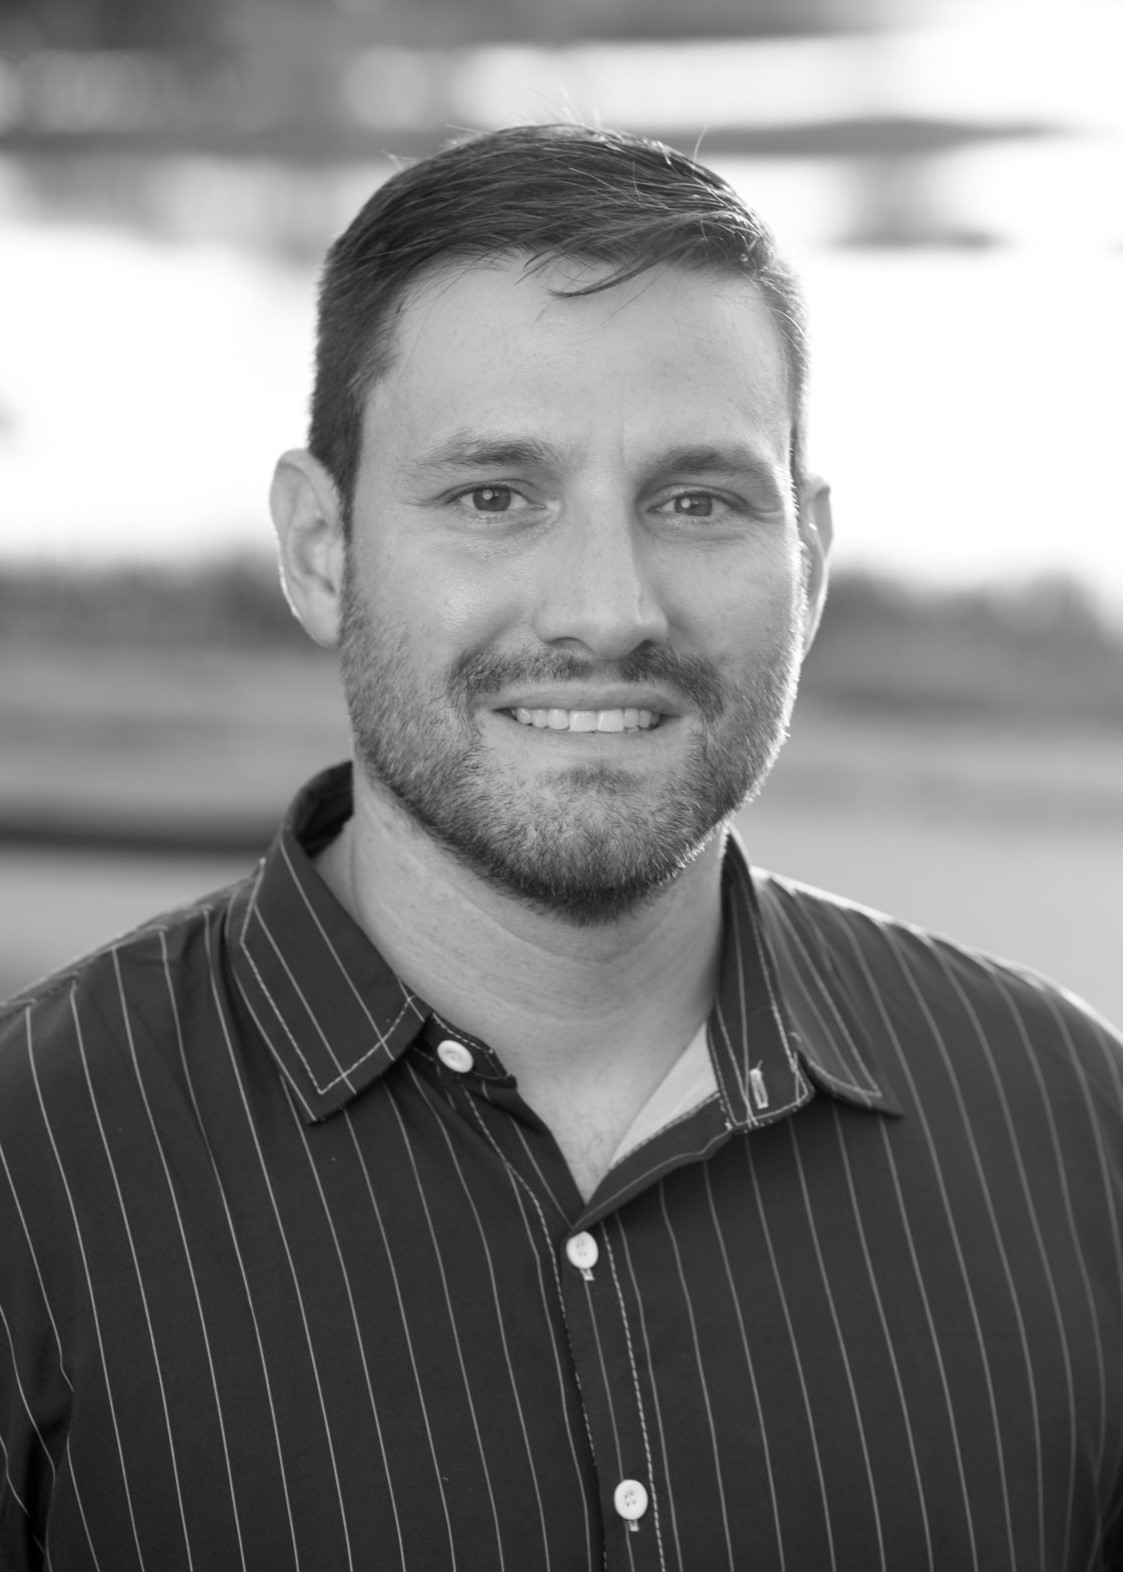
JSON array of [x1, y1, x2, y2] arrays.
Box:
[[2, 762, 1122, 1571]]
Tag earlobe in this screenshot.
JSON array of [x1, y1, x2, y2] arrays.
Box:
[[269, 449, 346, 649], [797, 476, 833, 654]]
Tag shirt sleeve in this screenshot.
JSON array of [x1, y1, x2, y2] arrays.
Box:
[[0, 1162, 60, 1570], [0, 994, 78, 1572]]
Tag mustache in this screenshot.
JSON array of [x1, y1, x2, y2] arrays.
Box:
[[448, 646, 726, 722]]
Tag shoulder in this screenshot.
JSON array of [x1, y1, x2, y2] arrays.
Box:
[[0, 876, 252, 1348], [0, 873, 250, 1130], [753, 864, 1123, 1105]]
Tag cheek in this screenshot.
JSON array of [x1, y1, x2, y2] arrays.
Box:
[[368, 536, 531, 653], [677, 538, 805, 649], [427, 573, 508, 640]]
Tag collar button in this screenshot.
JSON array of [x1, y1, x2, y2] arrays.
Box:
[[436, 1039, 475, 1074]]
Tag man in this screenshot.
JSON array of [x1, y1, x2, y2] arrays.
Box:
[[1, 124, 1121, 1571]]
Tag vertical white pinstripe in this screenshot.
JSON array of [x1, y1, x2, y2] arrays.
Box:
[[602, 1228, 668, 1572], [0, 1304, 51, 1572], [457, 1088, 600, 1566], [245, 856, 426, 1099], [0, 1144, 73, 1397], [0, 1301, 57, 1496], [742, 1140, 839, 1572], [0, 1147, 97, 1558], [283, 1095, 408, 1570], [276, 841, 399, 1032], [27, 1003, 148, 1570], [120, 943, 250, 1571], [462, 1061, 628, 1567], [57, 1435, 102, 1571], [994, 980, 1120, 1456], [186, 919, 303, 1558], [785, 1124, 888, 1570], [872, 1113, 980, 1568], [765, 898, 882, 1099], [0, 1427, 43, 1559], [651, 1187, 728, 1569], [767, 893, 931, 1570], [1013, 976, 1123, 1512], [838, 918, 1021, 1565], [708, 1002, 758, 1128], [487, 1090, 572, 1224], [74, 965, 197, 1570], [612, 1223, 686, 1572], [1, 1076, 103, 1571], [730, 869, 809, 1088], [1083, 1493, 1123, 1572], [880, 924, 1049, 1567], [580, 1276, 640, 1572], [828, 1104, 936, 1567], [194, 916, 313, 1570], [700, 1165, 787, 1570], [381, 1060, 515, 1567], [721, 900, 754, 1108], [931, 945, 1084, 1562], [408, 1059, 554, 1572], [243, 906, 357, 1092], [339, 1105, 460, 1566], [220, 980, 358, 1572]]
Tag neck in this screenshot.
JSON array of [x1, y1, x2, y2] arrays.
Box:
[[315, 763, 726, 1088]]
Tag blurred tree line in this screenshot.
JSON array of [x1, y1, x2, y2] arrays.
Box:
[[1, 0, 892, 56], [2, 560, 1121, 729], [0, 0, 219, 54]]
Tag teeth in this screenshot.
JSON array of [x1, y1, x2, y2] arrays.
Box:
[[511, 707, 660, 732]]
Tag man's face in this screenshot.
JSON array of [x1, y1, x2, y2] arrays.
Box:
[[340, 255, 819, 923]]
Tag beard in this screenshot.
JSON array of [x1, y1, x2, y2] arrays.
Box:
[[339, 564, 805, 926]]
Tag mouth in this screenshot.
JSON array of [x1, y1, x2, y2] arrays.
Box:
[[502, 706, 664, 733]]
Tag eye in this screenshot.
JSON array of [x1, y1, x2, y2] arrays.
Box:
[[653, 491, 734, 520], [450, 483, 544, 525], [465, 485, 515, 513]]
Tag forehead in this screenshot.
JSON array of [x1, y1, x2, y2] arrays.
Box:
[[364, 255, 792, 462]]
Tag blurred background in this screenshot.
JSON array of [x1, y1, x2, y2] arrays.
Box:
[[1, 0, 1121, 1020]]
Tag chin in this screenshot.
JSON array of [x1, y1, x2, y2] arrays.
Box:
[[385, 764, 733, 925]]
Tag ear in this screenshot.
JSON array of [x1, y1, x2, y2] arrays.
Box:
[[270, 449, 346, 649], [796, 474, 833, 654]]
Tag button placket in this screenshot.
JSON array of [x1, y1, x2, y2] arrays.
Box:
[[558, 1220, 664, 1562]]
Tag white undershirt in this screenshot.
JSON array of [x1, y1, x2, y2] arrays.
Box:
[[609, 1021, 718, 1167]]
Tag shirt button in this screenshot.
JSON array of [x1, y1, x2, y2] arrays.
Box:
[[613, 1478, 649, 1523], [565, 1232, 599, 1272], [436, 1039, 474, 1073]]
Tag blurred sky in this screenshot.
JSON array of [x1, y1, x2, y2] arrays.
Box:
[[1, 0, 1121, 612]]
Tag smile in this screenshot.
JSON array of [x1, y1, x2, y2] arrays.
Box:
[[508, 707, 662, 732]]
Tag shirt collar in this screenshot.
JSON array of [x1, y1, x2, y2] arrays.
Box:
[[228, 764, 427, 1121], [713, 829, 904, 1129], [231, 765, 902, 1125]]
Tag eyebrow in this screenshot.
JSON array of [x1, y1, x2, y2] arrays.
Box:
[[408, 433, 560, 477], [410, 432, 789, 506], [652, 445, 789, 506]]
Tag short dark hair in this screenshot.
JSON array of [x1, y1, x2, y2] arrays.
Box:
[[309, 123, 809, 524]]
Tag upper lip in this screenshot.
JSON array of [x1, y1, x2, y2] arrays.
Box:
[[492, 688, 681, 716]]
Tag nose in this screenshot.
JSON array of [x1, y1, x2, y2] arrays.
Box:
[[530, 498, 670, 660]]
